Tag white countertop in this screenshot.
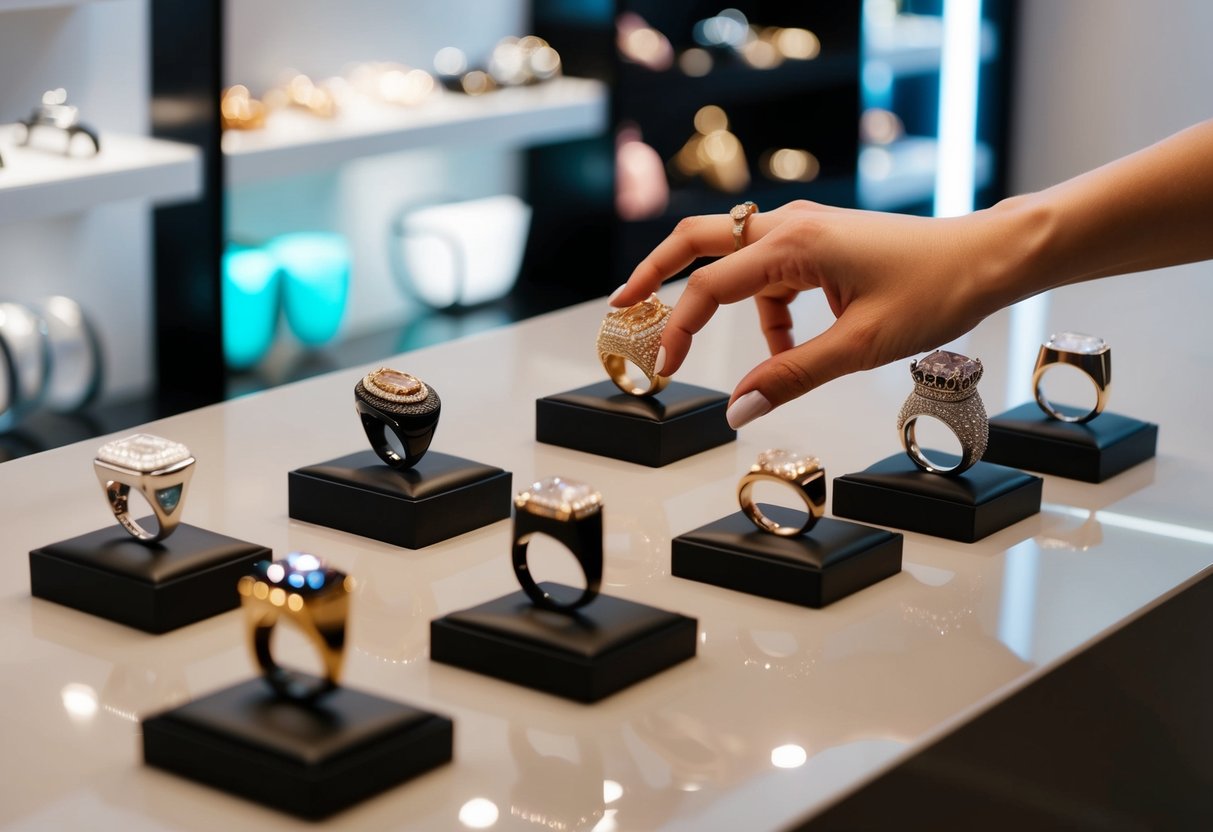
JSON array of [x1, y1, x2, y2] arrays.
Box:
[[3, 260, 1212, 831]]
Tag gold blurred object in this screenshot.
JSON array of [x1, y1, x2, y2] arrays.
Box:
[[349, 62, 436, 107], [220, 85, 266, 130], [283, 74, 338, 118], [672, 105, 750, 194], [762, 147, 821, 183], [460, 69, 498, 96]]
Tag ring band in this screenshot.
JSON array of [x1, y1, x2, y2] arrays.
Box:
[[1032, 331, 1111, 423], [511, 477, 604, 613], [597, 293, 672, 396], [730, 201, 758, 251], [738, 450, 825, 536], [896, 350, 988, 476], [93, 434, 195, 543], [354, 367, 441, 469], [238, 553, 352, 702]]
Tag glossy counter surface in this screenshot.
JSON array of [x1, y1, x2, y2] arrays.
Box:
[[3, 264, 1212, 831]]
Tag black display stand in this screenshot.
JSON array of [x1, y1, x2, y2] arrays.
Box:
[[984, 402, 1158, 483], [29, 524, 269, 634], [672, 509, 903, 607], [832, 453, 1042, 543], [143, 677, 452, 820], [288, 450, 512, 549], [535, 380, 735, 467], [431, 584, 697, 702]]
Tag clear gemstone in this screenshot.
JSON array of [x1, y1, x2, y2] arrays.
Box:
[[519, 476, 602, 519], [1047, 331, 1106, 354], [756, 449, 817, 479], [96, 433, 191, 472], [254, 552, 341, 595]]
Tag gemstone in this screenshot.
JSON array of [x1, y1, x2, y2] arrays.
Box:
[[518, 476, 602, 519], [912, 350, 982, 390], [370, 368, 423, 396], [731, 202, 755, 221], [1047, 331, 1106, 354], [96, 433, 192, 472], [756, 449, 819, 479], [155, 485, 182, 514], [614, 294, 671, 330], [252, 552, 343, 596]]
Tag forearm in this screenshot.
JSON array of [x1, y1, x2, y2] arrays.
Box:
[[978, 118, 1213, 309]]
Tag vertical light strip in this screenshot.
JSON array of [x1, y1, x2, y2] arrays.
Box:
[[934, 0, 983, 217], [1005, 293, 1051, 406], [997, 539, 1040, 661]]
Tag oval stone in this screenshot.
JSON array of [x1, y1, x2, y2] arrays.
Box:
[[371, 369, 422, 396], [1047, 331, 1106, 354]]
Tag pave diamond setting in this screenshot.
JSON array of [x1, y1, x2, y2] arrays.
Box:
[[516, 476, 602, 520], [96, 433, 192, 472], [910, 350, 983, 401], [597, 294, 672, 375], [363, 367, 430, 404], [754, 449, 821, 481], [1046, 331, 1107, 355]]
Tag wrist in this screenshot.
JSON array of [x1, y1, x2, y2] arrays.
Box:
[[967, 191, 1060, 314]]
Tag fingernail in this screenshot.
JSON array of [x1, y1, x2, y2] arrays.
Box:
[[725, 390, 771, 429], [654, 345, 667, 376], [608, 285, 626, 305]]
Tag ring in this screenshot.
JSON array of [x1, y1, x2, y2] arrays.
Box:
[[730, 201, 758, 250], [354, 367, 441, 469], [93, 434, 196, 542], [238, 553, 352, 702], [737, 450, 826, 536], [512, 476, 604, 613], [597, 293, 672, 396], [1032, 331, 1111, 423], [896, 350, 988, 476]]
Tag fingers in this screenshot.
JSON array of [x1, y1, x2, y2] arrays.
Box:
[[753, 288, 798, 355], [724, 318, 870, 429]]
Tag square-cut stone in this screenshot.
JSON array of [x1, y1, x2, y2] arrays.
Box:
[[1047, 331, 1106, 354], [913, 350, 982, 389], [96, 434, 192, 472], [756, 449, 819, 479], [517, 476, 602, 520]]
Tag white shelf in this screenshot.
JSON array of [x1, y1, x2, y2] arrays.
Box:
[[223, 76, 608, 186], [865, 13, 998, 76], [858, 135, 993, 211], [0, 126, 202, 225]]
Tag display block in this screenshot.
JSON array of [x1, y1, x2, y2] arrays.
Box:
[[535, 380, 735, 467], [431, 584, 697, 702], [288, 450, 511, 549], [672, 510, 903, 607], [143, 677, 452, 820], [832, 453, 1042, 543], [29, 524, 269, 634], [985, 402, 1158, 483]]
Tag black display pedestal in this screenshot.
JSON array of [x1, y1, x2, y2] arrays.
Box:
[[672, 509, 902, 607], [832, 453, 1042, 543], [535, 380, 735, 467], [143, 677, 452, 819], [288, 450, 512, 549], [431, 584, 697, 702], [985, 402, 1158, 483], [29, 524, 270, 634]]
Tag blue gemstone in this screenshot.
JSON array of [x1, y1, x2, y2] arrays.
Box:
[[155, 485, 182, 513], [306, 571, 326, 590], [287, 573, 305, 588]]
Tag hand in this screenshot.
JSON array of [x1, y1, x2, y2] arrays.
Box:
[[610, 199, 1015, 427]]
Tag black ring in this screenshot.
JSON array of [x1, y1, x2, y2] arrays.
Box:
[[511, 507, 603, 613], [252, 621, 337, 703], [354, 379, 440, 469]]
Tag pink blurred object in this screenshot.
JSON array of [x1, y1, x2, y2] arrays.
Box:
[[616, 125, 669, 221]]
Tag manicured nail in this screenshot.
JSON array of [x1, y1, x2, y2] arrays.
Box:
[[654, 345, 667, 376], [725, 390, 771, 429], [608, 285, 626, 305]]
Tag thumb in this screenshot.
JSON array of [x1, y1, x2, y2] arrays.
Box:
[[725, 318, 872, 429]]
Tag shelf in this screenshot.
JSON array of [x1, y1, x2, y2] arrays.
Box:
[[0, 0, 118, 11], [0, 126, 202, 224], [864, 13, 998, 76], [858, 136, 992, 212], [223, 76, 608, 186]]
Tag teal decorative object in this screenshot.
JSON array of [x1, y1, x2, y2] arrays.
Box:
[[222, 246, 280, 370], [270, 232, 351, 347]]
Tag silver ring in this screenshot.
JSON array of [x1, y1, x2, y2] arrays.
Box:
[[896, 350, 988, 476], [94, 434, 196, 542]]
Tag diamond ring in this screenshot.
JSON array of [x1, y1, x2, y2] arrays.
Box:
[[730, 201, 758, 250], [93, 434, 195, 542], [737, 450, 826, 536], [1032, 331, 1111, 423], [354, 367, 441, 469], [897, 350, 989, 476], [512, 476, 604, 612], [239, 553, 352, 702], [597, 294, 672, 396]]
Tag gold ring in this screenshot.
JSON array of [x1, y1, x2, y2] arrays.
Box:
[[93, 434, 195, 543], [1032, 331, 1111, 423], [238, 553, 353, 702], [730, 201, 758, 251], [597, 293, 672, 396], [738, 450, 826, 536]]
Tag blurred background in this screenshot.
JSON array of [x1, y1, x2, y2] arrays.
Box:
[[0, 0, 1209, 461]]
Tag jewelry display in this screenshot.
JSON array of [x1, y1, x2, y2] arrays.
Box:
[[354, 367, 441, 469], [897, 350, 988, 475], [220, 85, 266, 130], [1032, 331, 1111, 423], [15, 89, 100, 156], [597, 293, 672, 396], [29, 295, 103, 413], [672, 105, 750, 194], [239, 553, 352, 701], [0, 300, 51, 430], [737, 449, 825, 536], [511, 476, 604, 612], [730, 200, 758, 250], [93, 434, 196, 543]]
